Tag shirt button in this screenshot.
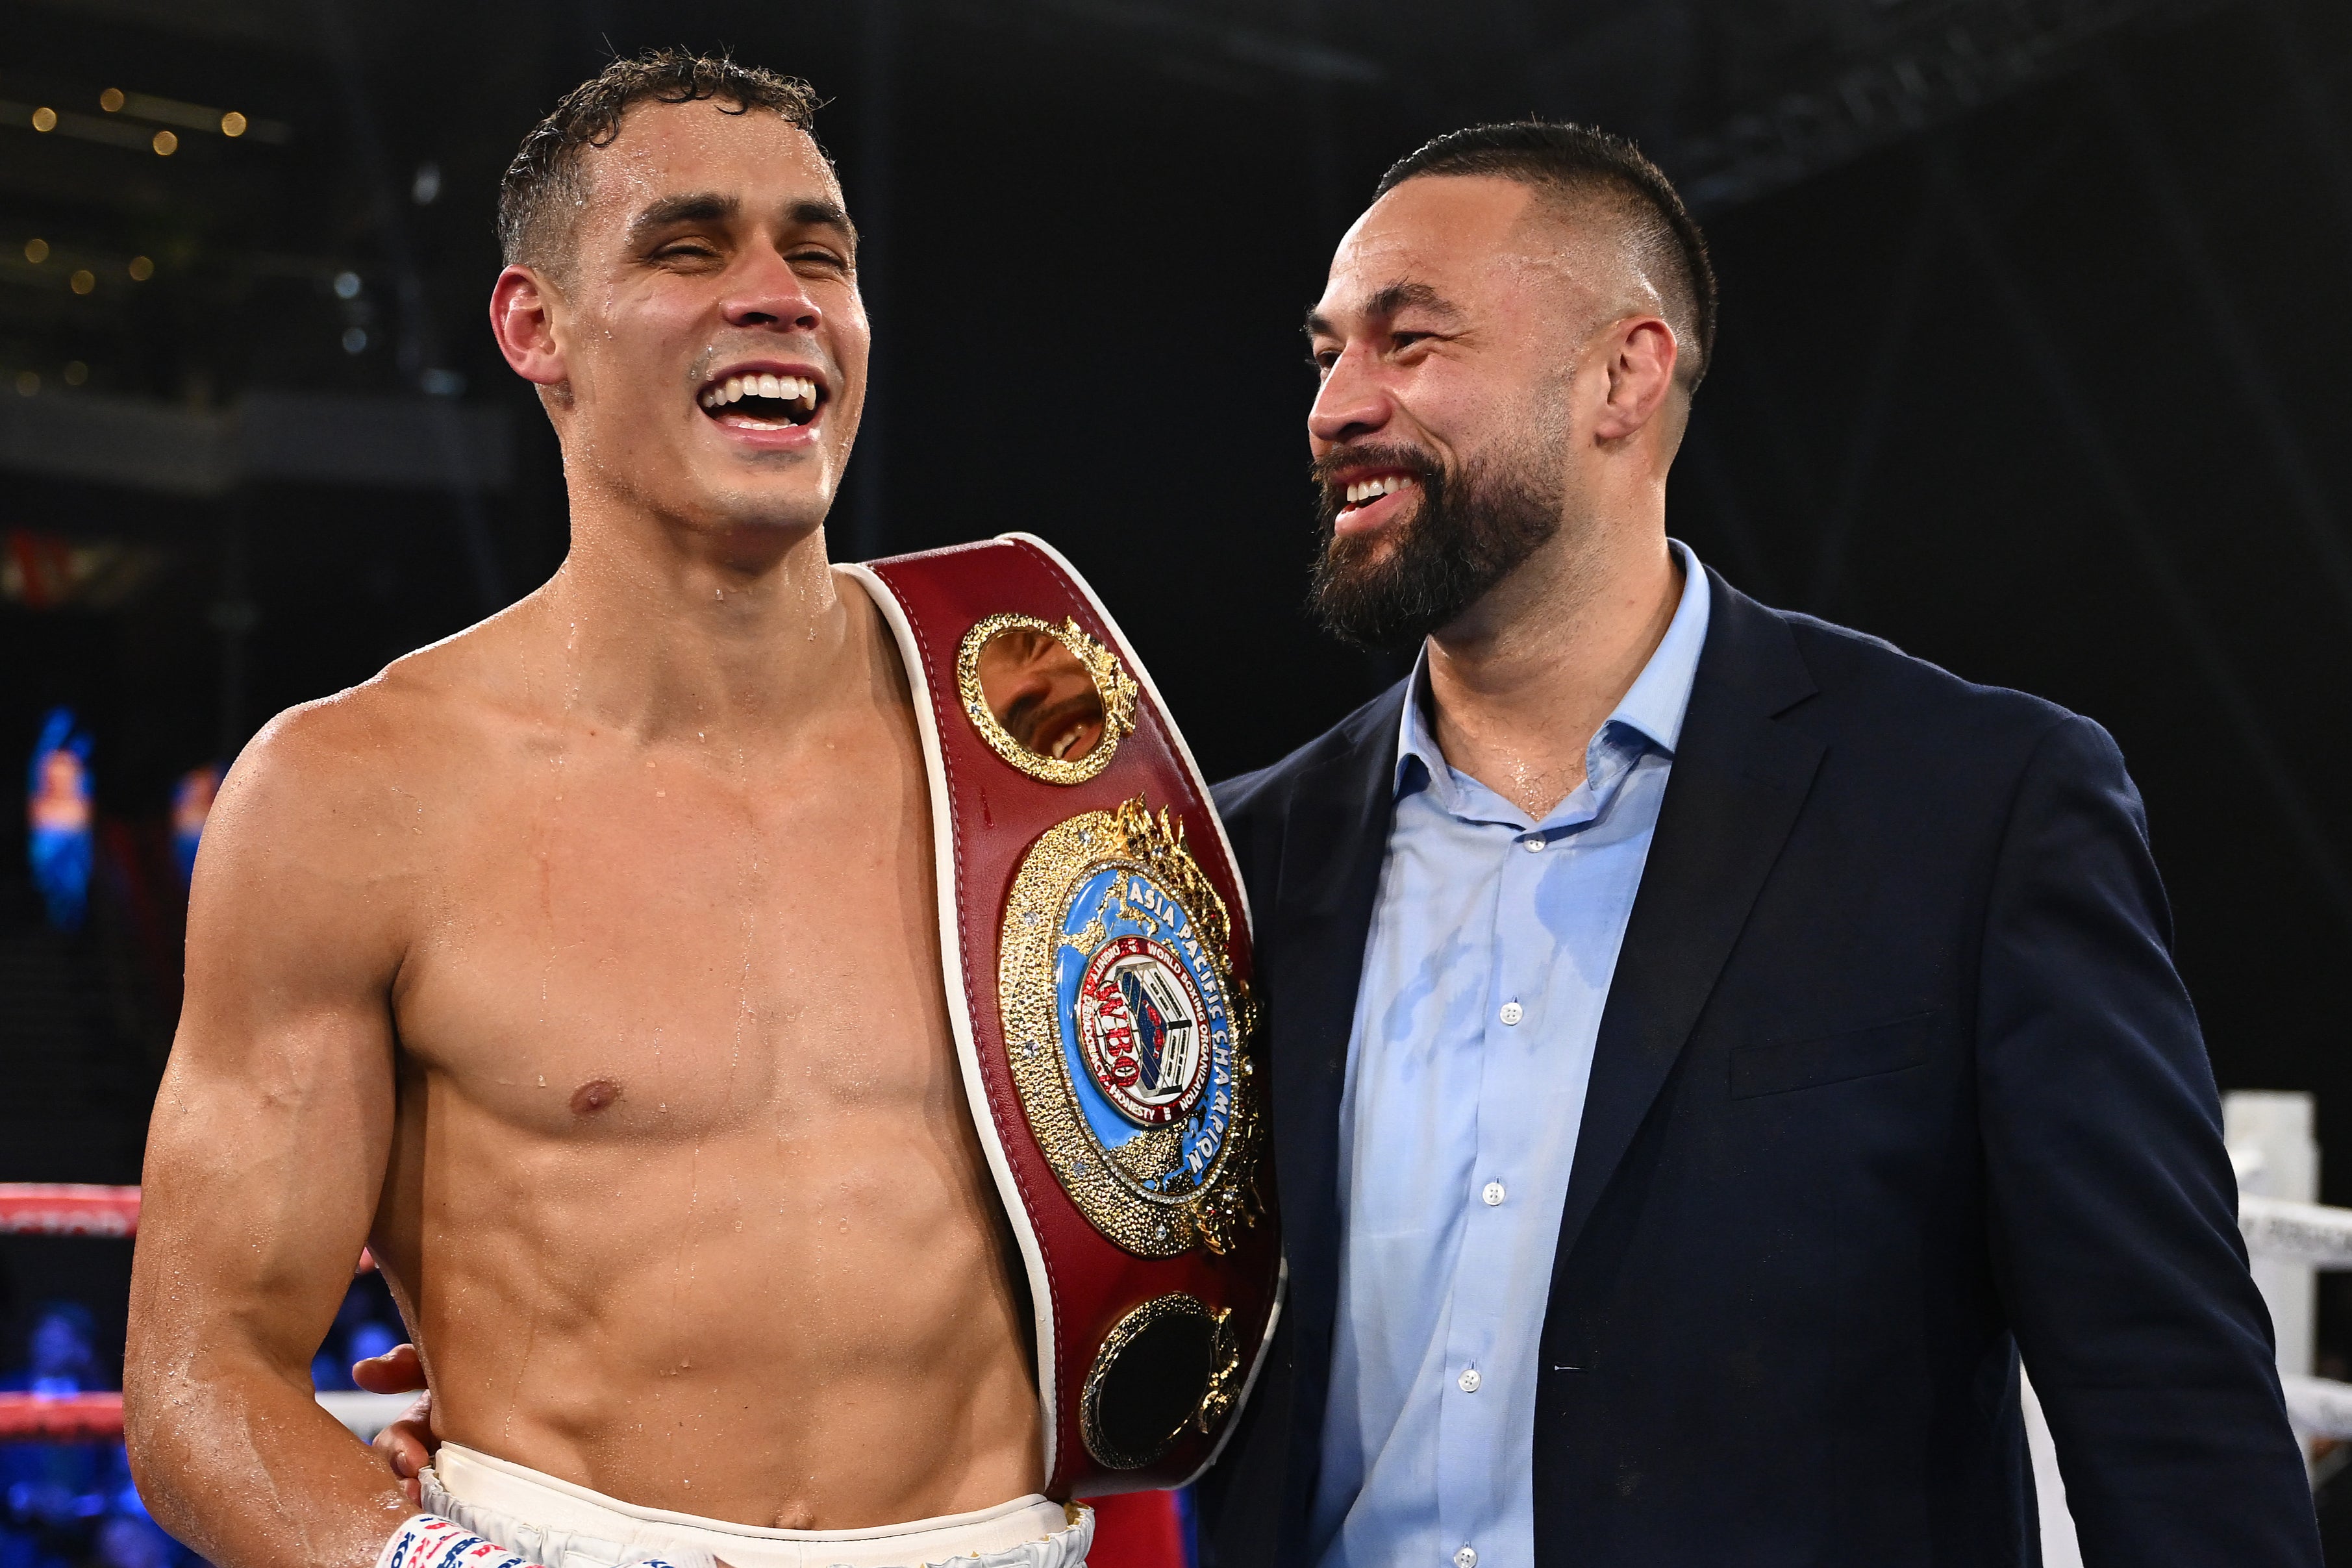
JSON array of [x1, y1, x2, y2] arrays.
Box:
[[1482, 1181, 1506, 1206], [1520, 835, 1544, 853], [1458, 1367, 1481, 1392], [1499, 1001, 1523, 1027], [1455, 1549, 1479, 1568]]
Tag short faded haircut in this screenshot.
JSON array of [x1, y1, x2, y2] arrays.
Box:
[[1377, 121, 1717, 392], [498, 49, 825, 275]]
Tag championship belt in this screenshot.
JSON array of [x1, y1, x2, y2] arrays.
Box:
[[844, 534, 1281, 1498]]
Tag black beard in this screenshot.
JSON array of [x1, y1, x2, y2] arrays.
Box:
[[1307, 440, 1563, 653]]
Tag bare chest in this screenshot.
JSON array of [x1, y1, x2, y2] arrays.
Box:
[[389, 741, 953, 1140]]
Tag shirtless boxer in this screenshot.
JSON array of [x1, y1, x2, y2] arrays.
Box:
[[123, 51, 1086, 1568]]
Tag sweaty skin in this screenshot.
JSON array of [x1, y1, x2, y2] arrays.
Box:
[[125, 97, 1041, 1568]]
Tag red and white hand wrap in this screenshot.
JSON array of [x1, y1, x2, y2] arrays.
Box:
[[377, 1514, 697, 1568], [377, 1515, 534, 1568]]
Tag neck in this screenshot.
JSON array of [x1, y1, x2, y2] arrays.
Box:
[[1423, 516, 1682, 819], [521, 480, 868, 746]]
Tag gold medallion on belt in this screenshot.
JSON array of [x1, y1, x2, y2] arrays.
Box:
[[997, 798, 1262, 1260]]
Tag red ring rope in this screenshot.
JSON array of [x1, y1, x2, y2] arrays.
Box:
[[0, 1184, 140, 1236], [0, 1391, 123, 1441], [0, 1185, 372, 1271]]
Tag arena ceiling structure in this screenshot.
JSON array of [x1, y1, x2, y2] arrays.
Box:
[[3, 0, 2351, 1430]]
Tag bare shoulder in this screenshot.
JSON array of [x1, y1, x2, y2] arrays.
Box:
[[197, 608, 538, 902]]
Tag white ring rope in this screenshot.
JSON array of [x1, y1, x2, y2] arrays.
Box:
[[0, 1389, 414, 1443], [2235, 1195, 2352, 1269], [2282, 1375, 2352, 1441]]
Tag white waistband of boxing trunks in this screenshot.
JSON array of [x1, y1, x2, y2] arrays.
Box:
[[420, 1443, 1088, 1568]]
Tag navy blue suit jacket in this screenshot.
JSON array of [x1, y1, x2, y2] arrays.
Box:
[[1197, 571, 2318, 1566]]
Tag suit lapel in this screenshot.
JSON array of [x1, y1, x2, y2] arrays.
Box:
[[1266, 684, 1405, 1306], [1552, 575, 1824, 1268]]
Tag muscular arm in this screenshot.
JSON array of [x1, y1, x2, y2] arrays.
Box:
[[1977, 716, 2319, 1565], [125, 708, 419, 1568]]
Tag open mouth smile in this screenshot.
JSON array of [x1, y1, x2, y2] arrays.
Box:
[[1332, 469, 1421, 533], [1006, 691, 1105, 762], [697, 365, 829, 433]]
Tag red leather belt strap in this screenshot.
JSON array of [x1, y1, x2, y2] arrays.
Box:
[[847, 534, 1282, 1498]]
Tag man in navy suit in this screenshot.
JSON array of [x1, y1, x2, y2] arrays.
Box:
[[1197, 121, 2318, 1567]]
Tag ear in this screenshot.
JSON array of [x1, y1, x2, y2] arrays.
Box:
[[489, 265, 566, 387], [1591, 316, 1679, 443]]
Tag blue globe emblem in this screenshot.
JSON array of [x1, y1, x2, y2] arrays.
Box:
[[1056, 864, 1239, 1195]]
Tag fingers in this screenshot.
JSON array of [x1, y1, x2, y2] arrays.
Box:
[[371, 1388, 437, 1495], [362, 1345, 435, 1498], [352, 1341, 425, 1394], [377, 1422, 433, 1493]]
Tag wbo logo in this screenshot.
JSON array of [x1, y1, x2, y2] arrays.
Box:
[[998, 797, 1262, 1256], [1077, 934, 1207, 1126], [1057, 864, 1237, 1196]]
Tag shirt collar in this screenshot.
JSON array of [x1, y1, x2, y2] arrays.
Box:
[[1394, 538, 1713, 800]]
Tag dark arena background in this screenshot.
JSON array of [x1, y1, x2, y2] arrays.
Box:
[[4, 0, 2352, 1563]]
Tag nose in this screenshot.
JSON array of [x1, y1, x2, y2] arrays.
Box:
[[1308, 344, 1390, 448], [723, 248, 823, 332]]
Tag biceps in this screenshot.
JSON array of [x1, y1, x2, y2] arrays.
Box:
[[138, 1003, 398, 1368]]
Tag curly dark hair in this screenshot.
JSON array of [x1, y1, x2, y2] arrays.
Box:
[[1377, 121, 1716, 392], [498, 48, 824, 275]]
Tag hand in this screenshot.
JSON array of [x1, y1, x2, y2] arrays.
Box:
[[353, 1342, 435, 1508]]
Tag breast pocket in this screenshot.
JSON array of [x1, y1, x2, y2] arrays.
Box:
[[1728, 1010, 1940, 1100]]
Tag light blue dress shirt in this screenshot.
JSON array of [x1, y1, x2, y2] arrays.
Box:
[[1310, 542, 1712, 1568]]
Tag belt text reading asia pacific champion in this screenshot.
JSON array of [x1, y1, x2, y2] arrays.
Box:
[[843, 535, 1282, 1498]]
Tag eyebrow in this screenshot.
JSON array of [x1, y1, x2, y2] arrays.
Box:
[[624, 192, 860, 253], [789, 198, 859, 253], [626, 192, 735, 244], [1303, 279, 1459, 338]]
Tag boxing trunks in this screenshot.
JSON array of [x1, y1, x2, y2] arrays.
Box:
[[842, 534, 1282, 1497], [410, 1443, 1088, 1568]]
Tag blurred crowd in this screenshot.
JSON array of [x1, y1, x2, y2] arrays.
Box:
[[2, 1300, 181, 1568], [1, 1278, 402, 1568]]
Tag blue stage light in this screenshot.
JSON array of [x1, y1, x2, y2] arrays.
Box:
[[27, 708, 94, 932]]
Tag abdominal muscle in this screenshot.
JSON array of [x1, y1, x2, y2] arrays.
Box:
[[373, 1068, 1045, 1530], [349, 578, 1042, 1529]]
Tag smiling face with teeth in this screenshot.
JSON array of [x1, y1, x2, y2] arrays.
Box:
[[975, 627, 1108, 764], [1300, 174, 1689, 649], [489, 96, 868, 555]]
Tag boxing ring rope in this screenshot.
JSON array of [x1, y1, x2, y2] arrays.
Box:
[[0, 1391, 124, 1440], [12, 1180, 2352, 1443], [0, 1183, 407, 1443], [2236, 1195, 2352, 1269], [0, 1389, 417, 1444], [0, 1183, 140, 1236]]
